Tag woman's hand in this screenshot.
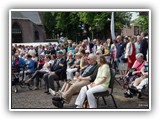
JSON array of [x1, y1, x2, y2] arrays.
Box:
[[132, 71, 137, 75], [128, 58, 132, 63], [90, 83, 96, 88], [143, 72, 148, 76]]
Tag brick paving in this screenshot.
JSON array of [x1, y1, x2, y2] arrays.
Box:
[[11, 80, 149, 110]]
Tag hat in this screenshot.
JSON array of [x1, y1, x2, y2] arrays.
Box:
[[56, 50, 63, 54]]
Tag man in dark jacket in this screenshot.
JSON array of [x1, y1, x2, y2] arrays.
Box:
[[52, 53, 98, 108], [43, 50, 67, 93], [140, 32, 148, 60]]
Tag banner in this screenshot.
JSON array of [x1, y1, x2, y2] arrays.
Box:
[[110, 12, 116, 41]]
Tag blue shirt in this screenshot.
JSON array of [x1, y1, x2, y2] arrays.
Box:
[[67, 46, 73, 52], [134, 42, 140, 54], [81, 64, 93, 77], [116, 42, 125, 58], [26, 59, 35, 73]]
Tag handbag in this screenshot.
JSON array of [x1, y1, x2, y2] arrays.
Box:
[[128, 68, 137, 76], [128, 61, 145, 76]]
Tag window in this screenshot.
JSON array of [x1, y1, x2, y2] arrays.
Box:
[[12, 22, 22, 43], [35, 30, 39, 40]]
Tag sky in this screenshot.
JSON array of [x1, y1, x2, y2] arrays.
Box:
[[131, 12, 139, 21]]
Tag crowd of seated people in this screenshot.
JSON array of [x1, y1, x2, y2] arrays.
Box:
[[11, 32, 149, 108]]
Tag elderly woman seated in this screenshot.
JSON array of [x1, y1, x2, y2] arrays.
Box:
[[66, 52, 81, 81], [125, 62, 148, 98], [20, 54, 35, 81], [75, 55, 111, 108], [123, 53, 146, 88]]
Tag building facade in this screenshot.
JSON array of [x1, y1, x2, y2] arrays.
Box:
[[122, 25, 141, 37], [11, 11, 46, 43]]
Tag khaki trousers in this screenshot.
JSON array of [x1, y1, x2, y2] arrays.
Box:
[[62, 80, 90, 103]]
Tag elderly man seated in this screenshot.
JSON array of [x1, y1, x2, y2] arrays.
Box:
[[52, 53, 98, 108], [43, 50, 67, 94]]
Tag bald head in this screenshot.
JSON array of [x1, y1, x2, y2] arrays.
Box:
[[117, 35, 122, 43]]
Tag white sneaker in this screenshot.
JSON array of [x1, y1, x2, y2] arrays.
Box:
[[49, 88, 56, 96], [76, 106, 82, 108]]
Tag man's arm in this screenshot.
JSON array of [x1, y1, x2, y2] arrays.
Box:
[[89, 66, 98, 82]]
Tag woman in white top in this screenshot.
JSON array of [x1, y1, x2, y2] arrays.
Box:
[[66, 52, 81, 81], [124, 37, 136, 69], [75, 55, 111, 108]]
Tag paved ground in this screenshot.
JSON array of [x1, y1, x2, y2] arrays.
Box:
[[11, 79, 149, 110]]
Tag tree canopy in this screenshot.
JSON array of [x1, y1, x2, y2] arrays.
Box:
[[133, 15, 149, 32], [43, 12, 132, 41]]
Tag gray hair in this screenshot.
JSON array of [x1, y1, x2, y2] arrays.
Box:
[[88, 53, 97, 60], [136, 53, 144, 59], [137, 35, 141, 40]]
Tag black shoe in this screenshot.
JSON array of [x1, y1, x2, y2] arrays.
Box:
[[44, 90, 49, 94], [52, 96, 63, 101], [52, 99, 64, 108], [124, 92, 129, 98], [124, 92, 133, 98], [138, 92, 142, 99], [129, 86, 138, 94]]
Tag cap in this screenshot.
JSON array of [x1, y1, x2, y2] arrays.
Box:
[[56, 50, 63, 54]]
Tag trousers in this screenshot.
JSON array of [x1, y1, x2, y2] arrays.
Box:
[[66, 68, 78, 80], [136, 78, 148, 90], [31, 70, 47, 87], [62, 80, 90, 103], [75, 84, 107, 108], [43, 73, 59, 91]]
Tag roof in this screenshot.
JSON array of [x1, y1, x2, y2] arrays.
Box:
[[12, 11, 42, 25]]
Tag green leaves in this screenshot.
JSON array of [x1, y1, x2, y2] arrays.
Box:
[[43, 12, 132, 40], [133, 16, 149, 32]]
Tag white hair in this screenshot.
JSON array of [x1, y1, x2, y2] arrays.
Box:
[[88, 53, 97, 60], [136, 53, 144, 59]]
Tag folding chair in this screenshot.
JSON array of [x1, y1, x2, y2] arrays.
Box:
[[115, 63, 128, 88], [94, 68, 118, 108]]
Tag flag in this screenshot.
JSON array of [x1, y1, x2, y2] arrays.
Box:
[[110, 12, 116, 41]]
